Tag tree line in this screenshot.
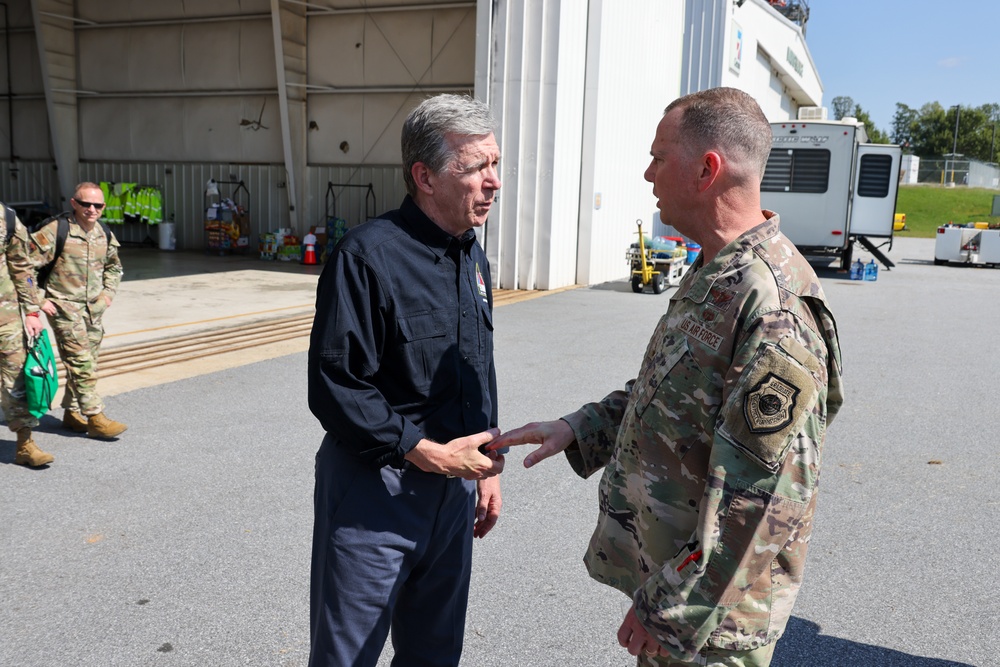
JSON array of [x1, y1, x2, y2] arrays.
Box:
[[830, 95, 999, 164]]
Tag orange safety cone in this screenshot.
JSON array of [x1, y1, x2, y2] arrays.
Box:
[[302, 232, 318, 265]]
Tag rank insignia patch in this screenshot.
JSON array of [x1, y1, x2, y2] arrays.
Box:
[[744, 372, 799, 434], [707, 286, 736, 312]]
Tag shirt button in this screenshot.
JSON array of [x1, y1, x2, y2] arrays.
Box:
[[465, 401, 471, 409], [462, 310, 467, 317]]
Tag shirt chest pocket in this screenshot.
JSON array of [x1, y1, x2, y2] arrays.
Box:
[[632, 336, 690, 418], [396, 309, 450, 391], [398, 310, 449, 342]]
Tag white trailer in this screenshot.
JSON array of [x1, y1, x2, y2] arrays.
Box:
[[760, 111, 902, 270]]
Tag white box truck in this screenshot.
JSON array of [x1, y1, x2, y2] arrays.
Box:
[[760, 110, 902, 271]]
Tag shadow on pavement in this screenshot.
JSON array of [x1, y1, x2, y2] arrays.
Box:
[[589, 280, 640, 293], [774, 617, 973, 667]]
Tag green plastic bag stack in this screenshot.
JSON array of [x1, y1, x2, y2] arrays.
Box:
[[24, 329, 58, 419]]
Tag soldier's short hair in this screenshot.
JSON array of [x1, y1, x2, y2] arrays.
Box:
[[73, 182, 102, 199], [665, 88, 773, 182], [401, 94, 497, 197]]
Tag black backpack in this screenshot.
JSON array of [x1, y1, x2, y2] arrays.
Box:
[[2, 203, 16, 244], [27, 212, 113, 288]]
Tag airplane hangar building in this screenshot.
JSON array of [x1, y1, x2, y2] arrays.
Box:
[[2, 0, 820, 289]]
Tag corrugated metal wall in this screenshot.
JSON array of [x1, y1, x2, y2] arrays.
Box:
[[1, 0, 51, 161], [577, 0, 684, 286], [77, 162, 287, 248], [542, 1, 588, 290], [8, 1, 469, 251], [305, 165, 407, 230], [18, 162, 407, 250], [485, 0, 589, 291], [0, 160, 60, 207], [681, 0, 726, 96]]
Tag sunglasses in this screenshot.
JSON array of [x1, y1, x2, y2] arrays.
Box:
[[73, 199, 106, 210]]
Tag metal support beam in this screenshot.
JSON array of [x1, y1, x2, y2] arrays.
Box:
[[30, 0, 78, 206], [294, 1, 475, 16], [271, 0, 308, 232]]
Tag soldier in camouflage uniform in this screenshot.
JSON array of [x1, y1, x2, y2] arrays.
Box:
[[1, 204, 54, 466], [490, 88, 843, 666], [32, 182, 127, 439]]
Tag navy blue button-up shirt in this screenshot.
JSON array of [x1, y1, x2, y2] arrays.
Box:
[[308, 195, 498, 469]]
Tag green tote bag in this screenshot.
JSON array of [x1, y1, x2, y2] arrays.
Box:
[[24, 329, 58, 419]]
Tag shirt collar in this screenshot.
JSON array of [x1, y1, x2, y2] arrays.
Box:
[[674, 211, 780, 303], [400, 195, 476, 260]]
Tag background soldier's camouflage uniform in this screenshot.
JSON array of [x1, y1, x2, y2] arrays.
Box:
[[562, 214, 844, 666], [31, 216, 122, 416], [0, 208, 44, 432]]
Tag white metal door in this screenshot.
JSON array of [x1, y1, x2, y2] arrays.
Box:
[[849, 144, 902, 237]]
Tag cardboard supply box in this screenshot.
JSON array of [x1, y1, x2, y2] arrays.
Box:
[[232, 212, 251, 243]]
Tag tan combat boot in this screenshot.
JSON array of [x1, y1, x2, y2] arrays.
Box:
[[14, 428, 54, 467], [87, 412, 128, 439], [63, 410, 89, 433]]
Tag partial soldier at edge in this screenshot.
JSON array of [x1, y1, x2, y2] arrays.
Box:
[[1, 202, 54, 467]]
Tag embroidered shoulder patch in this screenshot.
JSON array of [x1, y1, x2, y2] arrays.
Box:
[[744, 373, 799, 433], [718, 342, 819, 471]]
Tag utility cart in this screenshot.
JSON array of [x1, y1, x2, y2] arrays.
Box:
[[204, 179, 251, 255], [626, 219, 686, 294], [934, 223, 1000, 266], [322, 182, 376, 262]]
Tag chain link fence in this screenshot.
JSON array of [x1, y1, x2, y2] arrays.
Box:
[[916, 158, 1000, 189]]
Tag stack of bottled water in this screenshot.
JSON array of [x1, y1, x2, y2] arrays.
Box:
[[850, 259, 878, 281]]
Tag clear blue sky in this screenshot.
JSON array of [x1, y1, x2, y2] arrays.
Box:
[[804, 0, 1000, 135]]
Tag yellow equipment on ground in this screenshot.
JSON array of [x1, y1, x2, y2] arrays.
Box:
[[626, 219, 686, 294]]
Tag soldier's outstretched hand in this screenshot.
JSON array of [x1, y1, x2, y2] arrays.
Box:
[[485, 419, 574, 468]]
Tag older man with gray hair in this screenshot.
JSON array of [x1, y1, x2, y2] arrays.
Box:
[[307, 93, 505, 667]]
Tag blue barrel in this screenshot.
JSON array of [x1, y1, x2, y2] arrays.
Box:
[[685, 243, 701, 265]]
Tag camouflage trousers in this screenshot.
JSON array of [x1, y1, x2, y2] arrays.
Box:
[[638, 641, 777, 667], [49, 299, 106, 416], [0, 317, 38, 432]]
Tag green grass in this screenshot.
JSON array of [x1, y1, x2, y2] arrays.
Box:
[[894, 185, 1000, 238]]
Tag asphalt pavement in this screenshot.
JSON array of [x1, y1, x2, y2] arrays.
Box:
[[0, 236, 995, 667]]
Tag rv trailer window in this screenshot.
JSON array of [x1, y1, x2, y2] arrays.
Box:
[[761, 148, 830, 193], [857, 154, 893, 198]]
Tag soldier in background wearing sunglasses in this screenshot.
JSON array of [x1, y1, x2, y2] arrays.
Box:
[[30, 182, 126, 440]]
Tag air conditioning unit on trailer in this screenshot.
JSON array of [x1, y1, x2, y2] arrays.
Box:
[[798, 106, 828, 121]]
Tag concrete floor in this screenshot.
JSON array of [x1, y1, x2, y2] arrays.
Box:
[[108, 247, 321, 343]]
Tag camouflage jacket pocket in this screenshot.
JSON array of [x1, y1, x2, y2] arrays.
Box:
[[632, 337, 689, 420]]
